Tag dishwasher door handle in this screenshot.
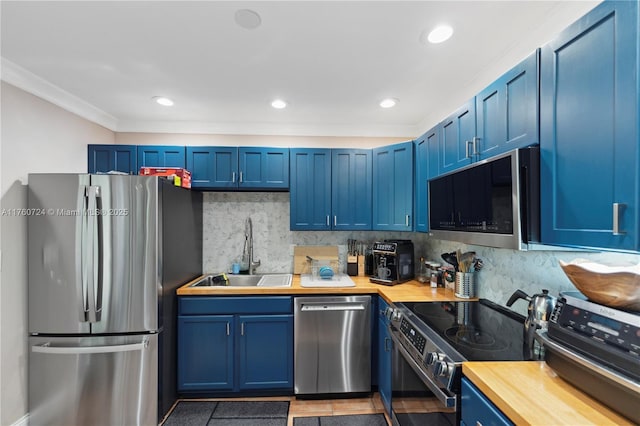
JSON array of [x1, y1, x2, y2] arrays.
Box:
[[300, 303, 366, 312]]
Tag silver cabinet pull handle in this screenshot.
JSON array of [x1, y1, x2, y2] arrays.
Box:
[[334, 216, 337, 227], [465, 140, 473, 159], [241, 322, 245, 336], [613, 203, 626, 235], [239, 171, 243, 183], [326, 215, 330, 226], [405, 215, 410, 227], [226, 322, 230, 336], [232, 172, 236, 183], [472, 137, 480, 156]]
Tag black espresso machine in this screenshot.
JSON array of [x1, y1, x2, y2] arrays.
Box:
[[369, 240, 414, 285]]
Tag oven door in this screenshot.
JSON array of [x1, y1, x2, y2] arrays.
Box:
[[389, 328, 457, 426]]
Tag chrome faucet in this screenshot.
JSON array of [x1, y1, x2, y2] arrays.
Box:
[[245, 217, 260, 275]]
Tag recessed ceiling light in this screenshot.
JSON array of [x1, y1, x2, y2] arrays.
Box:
[[271, 99, 287, 109], [235, 9, 262, 30], [379, 98, 398, 108], [153, 96, 174, 106], [425, 25, 454, 44]]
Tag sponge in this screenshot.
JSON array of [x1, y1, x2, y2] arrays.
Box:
[[318, 266, 334, 279]]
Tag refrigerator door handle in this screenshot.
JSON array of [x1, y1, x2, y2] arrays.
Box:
[[32, 338, 149, 355], [78, 186, 90, 322], [85, 186, 102, 323]]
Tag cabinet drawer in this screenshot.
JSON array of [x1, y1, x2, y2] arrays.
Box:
[[179, 296, 293, 315]]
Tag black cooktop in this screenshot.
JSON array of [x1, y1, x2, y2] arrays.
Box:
[[400, 299, 527, 361]]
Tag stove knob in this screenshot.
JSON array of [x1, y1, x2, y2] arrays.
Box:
[[434, 361, 452, 378], [390, 309, 402, 322], [425, 352, 441, 365]]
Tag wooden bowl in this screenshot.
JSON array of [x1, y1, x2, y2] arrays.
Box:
[[559, 260, 640, 311]]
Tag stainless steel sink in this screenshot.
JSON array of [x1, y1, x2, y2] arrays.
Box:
[[190, 273, 292, 288]]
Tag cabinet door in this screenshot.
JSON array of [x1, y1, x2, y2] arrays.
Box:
[[239, 147, 289, 189], [137, 145, 186, 168], [87, 145, 137, 174], [440, 99, 476, 174], [332, 149, 372, 230], [377, 299, 392, 415], [540, 1, 638, 251], [237, 315, 293, 390], [476, 50, 539, 159], [415, 127, 439, 233], [461, 377, 513, 426], [414, 136, 428, 233], [177, 315, 234, 391], [290, 149, 332, 230], [373, 142, 414, 231]]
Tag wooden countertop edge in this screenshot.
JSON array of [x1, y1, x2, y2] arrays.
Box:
[[176, 274, 475, 303], [462, 362, 633, 426]]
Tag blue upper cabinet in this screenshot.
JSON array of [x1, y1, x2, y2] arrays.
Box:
[[290, 149, 332, 230], [373, 141, 414, 231], [476, 50, 539, 159], [332, 149, 373, 230], [540, 1, 639, 251], [290, 148, 372, 230], [186, 146, 289, 190], [440, 99, 477, 174], [414, 127, 439, 233], [137, 145, 186, 169], [239, 147, 289, 189], [88, 144, 137, 174], [186, 146, 238, 189]]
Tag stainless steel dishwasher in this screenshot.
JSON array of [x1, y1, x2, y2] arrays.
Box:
[[294, 295, 371, 395]]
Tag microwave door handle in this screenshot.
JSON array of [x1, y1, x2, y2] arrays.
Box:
[[519, 164, 530, 243]]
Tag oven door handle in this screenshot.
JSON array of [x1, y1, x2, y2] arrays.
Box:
[[389, 329, 457, 409]]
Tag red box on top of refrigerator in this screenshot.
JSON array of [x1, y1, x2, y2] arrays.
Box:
[[139, 167, 191, 188]]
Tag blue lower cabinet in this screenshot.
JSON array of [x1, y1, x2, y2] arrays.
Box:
[[461, 377, 513, 426], [178, 297, 293, 394], [238, 315, 293, 390], [377, 297, 392, 415], [177, 315, 234, 391]]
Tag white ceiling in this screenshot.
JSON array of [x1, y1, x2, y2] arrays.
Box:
[[1, 1, 600, 138]]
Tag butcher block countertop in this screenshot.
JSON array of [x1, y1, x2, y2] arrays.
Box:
[[463, 362, 633, 426], [176, 274, 471, 303]]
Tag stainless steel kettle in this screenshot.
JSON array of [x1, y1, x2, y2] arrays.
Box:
[[506, 289, 557, 360]]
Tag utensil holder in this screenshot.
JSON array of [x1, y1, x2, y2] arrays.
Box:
[[455, 272, 476, 298]]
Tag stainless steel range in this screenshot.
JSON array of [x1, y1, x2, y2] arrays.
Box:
[[386, 299, 526, 426]]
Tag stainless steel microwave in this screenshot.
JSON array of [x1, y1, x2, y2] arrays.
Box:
[[428, 146, 540, 250]]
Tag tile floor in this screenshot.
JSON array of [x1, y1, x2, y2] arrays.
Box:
[[165, 393, 390, 426]]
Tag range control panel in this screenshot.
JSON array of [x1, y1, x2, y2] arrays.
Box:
[[551, 300, 640, 355], [399, 317, 426, 355]]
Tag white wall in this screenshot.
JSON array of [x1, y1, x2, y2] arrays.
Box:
[[0, 82, 114, 425]]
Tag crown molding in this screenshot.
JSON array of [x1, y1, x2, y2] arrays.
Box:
[[1, 57, 118, 130], [116, 119, 419, 138]]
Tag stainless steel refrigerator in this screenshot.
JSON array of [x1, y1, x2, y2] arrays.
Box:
[[27, 174, 202, 426]]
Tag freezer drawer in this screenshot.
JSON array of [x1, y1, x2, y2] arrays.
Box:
[[29, 334, 158, 426]]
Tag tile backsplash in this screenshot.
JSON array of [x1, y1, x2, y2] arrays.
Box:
[[203, 192, 640, 316]]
